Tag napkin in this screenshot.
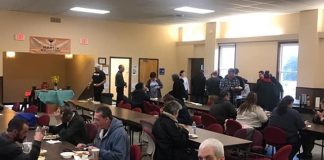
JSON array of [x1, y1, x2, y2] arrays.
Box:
[[46, 140, 61, 144]]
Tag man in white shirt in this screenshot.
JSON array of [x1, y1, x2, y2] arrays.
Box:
[[180, 70, 190, 100]]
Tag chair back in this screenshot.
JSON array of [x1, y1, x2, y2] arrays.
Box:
[[24, 105, 38, 114], [37, 114, 50, 126], [132, 107, 142, 113], [225, 119, 242, 136], [191, 115, 202, 126], [12, 102, 20, 112], [205, 123, 224, 133], [201, 113, 218, 128], [130, 145, 141, 160], [140, 120, 154, 133], [273, 145, 292, 160], [263, 126, 287, 147], [143, 128, 156, 157], [119, 103, 132, 110], [85, 123, 98, 142], [117, 100, 125, 107], [234, 128, 264, 152], [144, 101, 160, 115]]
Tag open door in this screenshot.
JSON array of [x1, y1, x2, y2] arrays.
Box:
[[139, 58, 158, 83], [109, 57, 131, 100]]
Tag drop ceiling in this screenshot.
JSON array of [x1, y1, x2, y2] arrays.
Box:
[[1, 0, 324, 24]]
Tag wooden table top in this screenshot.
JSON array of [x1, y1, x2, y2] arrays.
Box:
[[70, 100, 251, 148], [305, 122, 324, 134], [185, 102, 211, 112]]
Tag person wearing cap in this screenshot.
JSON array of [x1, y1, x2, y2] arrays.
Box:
[[88, 64, 106, 102]]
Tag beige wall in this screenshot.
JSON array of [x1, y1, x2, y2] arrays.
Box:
[[0, 11, 179, 98], [235, 42, 278, 83], [3, 53, 67, 102]]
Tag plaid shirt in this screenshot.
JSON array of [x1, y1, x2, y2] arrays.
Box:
[[220, 76, 240, 91]]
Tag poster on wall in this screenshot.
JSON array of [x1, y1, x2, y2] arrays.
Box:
[[132, 65, 137, 75], [159, 68, 165, 75], [30, 36, 71, 54]]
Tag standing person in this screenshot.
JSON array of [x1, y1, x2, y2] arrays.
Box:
[[0, 118, 45, 160], [255, 71, 278, 111], [146, 72, 163, 98], [234, 68, 246, 93], [191, 70, 206, 104], [169, 74, 186, 102], [77, 106, 130, 160], [179, 70, 190, 100], [268, 96, 305, 160], [115, 65, 127, 104], [269, 72, 284, 100], [206, 71, 221, 105], [219, 68, 241, 104], [88, 64, 106, 102]]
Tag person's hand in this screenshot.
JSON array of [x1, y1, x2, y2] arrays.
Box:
[[87, 146, 98, 150], [178, 124, 186, 129], [34, 131, 44, 141], [76, 143, 87, 149]]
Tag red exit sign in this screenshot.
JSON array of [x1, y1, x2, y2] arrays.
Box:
[[15, 33, 25, 41], [80, 38, 89, 45]]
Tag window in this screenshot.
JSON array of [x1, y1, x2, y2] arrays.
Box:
[[217, 44, 236, 77], [278, 43, 299, 98]]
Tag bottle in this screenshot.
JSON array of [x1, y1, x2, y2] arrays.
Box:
[[192, 121, 197, 134]]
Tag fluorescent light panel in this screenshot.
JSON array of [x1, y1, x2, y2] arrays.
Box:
[[70, 7, 110, 14], [174, 6, 214, 14], [6, 51, 15, 58]]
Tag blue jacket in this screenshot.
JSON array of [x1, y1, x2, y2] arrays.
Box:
[[93, 118, 130, 160]]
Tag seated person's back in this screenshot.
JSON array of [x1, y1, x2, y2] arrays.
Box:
[[209, 91, 237, 125], [49, 105, 87, 145], [131, 82, 149, 110]]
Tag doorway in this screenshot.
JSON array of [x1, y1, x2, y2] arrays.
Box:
[[139, 58, 159, 84], [109, 57, 132, 100], [190, 58, 204, 80]]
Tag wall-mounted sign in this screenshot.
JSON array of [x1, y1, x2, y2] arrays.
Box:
[[30, 36, 71, 54], [159, 68, 165, 75], [15, 33, 25, 41], [80, 38, 89, 45]]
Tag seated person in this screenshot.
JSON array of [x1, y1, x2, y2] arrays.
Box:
[[236, 92, 268, 129], [198, 138, 225, 160], [163, 94, 192, 125], [269, 96, 305, 160], [152, 100, 190, 160], [130, 82, 149, 111], [209, 91, 237, 126], [298, 100, 324, 159], [49, 105, 87, 145], [0, 118, 44, 159], [77, 106, 130, 160]]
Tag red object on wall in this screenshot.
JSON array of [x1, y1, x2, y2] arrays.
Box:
[[80, 38, 89, 45], [15, 33, 25, 41]]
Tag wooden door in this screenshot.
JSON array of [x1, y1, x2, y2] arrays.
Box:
[[139, 58, 158, 84]]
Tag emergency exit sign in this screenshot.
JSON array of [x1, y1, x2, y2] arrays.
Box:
[[15, 33, 25, 41]]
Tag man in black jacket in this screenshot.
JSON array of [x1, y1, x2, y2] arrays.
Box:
[[49, 106, 87, 145], [209, 91, 237, 126], [88, 64, 106, 102], [115, 64, 127, 104], [131, 82, 150, 111], [0, 118, 44, 160]]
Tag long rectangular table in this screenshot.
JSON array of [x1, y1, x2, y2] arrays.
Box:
[[0, 108, 75, 160], [69, 100, 251, 149]]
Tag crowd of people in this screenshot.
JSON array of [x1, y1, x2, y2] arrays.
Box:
[[0, 65, 323, 160]]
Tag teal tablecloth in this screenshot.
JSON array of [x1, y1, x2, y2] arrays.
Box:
[[35, 90, 74, 106]]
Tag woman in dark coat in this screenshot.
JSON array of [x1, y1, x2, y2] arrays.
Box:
[[152, 100, 190, 160]]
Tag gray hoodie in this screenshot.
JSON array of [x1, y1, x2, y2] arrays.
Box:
[[93, 118, 130, 160]]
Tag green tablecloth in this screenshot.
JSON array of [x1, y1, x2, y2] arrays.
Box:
[[35, 90, 74, 106]]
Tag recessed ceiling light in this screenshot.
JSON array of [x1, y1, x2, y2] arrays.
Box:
[[70, 7, 110, 14], [174, 6, 214, 14]]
